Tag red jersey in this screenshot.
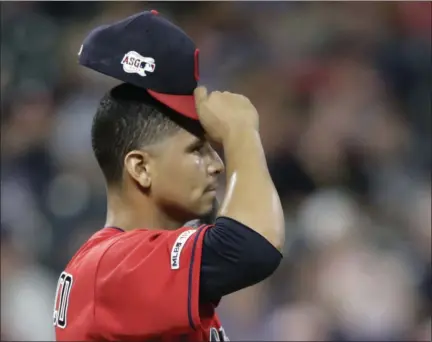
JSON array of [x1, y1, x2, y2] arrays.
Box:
[[53, 225, 229, 341]]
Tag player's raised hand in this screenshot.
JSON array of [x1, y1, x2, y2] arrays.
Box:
[[194, 86, 259, 144]]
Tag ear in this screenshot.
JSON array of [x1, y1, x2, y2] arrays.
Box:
[[124, 150, 152, 188]]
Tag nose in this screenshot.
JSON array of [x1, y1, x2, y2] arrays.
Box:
[[208, 150, 225, 176]]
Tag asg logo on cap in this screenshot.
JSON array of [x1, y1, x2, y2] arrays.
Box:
[[121, 51, 155, 77]]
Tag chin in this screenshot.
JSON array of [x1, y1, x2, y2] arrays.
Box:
[[197, 198, 218, 224], [179, 197, 218, 226], [178, 204, 212, 225]]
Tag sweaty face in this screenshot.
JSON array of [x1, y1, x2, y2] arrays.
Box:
[[149, 129, 224, 223]]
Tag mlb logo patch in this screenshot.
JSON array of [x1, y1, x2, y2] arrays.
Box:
[[121, 51, 155, 77], [171, 229, 196, 270]]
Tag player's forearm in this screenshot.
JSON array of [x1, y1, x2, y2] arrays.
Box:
[[218, 130, 285, 251]]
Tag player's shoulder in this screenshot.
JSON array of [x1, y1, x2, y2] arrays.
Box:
[[65, 227, 124, 269], [96, 225, 208, 265], [67, 225, 209, 274], [110, 224, 202, 245]]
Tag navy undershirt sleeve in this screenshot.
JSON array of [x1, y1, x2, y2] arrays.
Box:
[[199, 216, 283, 303]]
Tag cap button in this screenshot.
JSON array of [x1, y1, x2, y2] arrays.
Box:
[[150, 10, 159, 15]]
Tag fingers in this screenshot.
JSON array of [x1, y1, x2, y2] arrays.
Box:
[[194, 86, 208, 106]]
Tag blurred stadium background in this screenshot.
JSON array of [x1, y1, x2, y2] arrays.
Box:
[[1, 1, 431, 341]]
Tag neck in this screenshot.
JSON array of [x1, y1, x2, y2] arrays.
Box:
[[104, 184, 183, 231]]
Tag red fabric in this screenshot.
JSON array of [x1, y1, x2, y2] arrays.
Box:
[[194, 49, 200, 81], [147, 89, 199, 120], [54, 225, 225, 341]]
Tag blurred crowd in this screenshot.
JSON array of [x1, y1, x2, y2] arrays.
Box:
[[1, 2, 431, 341]]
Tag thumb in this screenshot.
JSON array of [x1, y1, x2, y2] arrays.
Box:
[[194, 86, 208, 106]]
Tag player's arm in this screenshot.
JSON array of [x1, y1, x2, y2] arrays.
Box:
[[218, 129, 285, 250], [200, 216, 282, 303], [195, 87, 285, 252], [189, 199, 282, 303], [194, 88, 285, 302]]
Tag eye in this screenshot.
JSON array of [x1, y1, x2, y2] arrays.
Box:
[[188, 140, 206, 154], [192, 144, 206, 154]]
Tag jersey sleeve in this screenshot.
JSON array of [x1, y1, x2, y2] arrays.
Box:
[[93, 225, 210, 340]]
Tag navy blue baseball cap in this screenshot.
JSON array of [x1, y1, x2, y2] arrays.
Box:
[[78, 10, 200, 120]]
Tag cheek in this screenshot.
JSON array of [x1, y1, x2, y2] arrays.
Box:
[[183, 156, 207, 193], [158, 156, 206, 195], [194, 155, 205, 169], [183, 156, 205, 185]]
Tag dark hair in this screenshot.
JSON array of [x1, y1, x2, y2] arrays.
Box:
[[91, 83, 182, 184]]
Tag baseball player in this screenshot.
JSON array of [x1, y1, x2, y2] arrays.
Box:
[[53, 10, 285, 341]]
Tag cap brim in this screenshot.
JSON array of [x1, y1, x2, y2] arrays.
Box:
[[147, 89, 198, 120]]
